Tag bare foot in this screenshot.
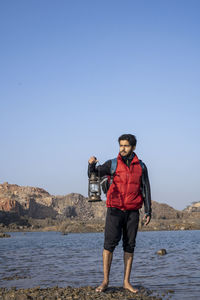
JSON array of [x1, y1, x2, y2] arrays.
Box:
[[95, 282, 108, 292], [123, 282, 138, 293]]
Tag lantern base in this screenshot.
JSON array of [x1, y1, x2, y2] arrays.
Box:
[[88, 195, 102, 202], [88, 199, 102, 202]]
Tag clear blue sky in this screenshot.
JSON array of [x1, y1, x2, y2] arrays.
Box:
[[1, 0, 200, 210]]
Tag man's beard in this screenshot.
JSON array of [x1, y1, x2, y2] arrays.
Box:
[[120, 151, 128, 156], [120, 149, 133, 157]]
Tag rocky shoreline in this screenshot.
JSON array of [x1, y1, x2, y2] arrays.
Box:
[[0, 285, 174, 300], [1, 218, 200, 235]]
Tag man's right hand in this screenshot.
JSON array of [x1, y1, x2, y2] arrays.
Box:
[[88, 156, 98, 164]]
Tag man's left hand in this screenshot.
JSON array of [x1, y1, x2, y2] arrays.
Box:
[[143, 214, 151, 226]]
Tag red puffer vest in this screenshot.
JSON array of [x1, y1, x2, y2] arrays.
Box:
[[106, 153, 143, 210]]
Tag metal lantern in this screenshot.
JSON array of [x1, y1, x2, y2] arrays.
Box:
[[88, 172, 102, 202]]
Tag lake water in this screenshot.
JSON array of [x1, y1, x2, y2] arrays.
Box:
[[0, 230, 200, 299]]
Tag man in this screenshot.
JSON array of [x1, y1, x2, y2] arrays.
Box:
[[88, 134, 151, 293]]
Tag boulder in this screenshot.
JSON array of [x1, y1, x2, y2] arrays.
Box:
[[157, 249, 167, 255]]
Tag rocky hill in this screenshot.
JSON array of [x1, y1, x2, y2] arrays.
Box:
[[0, 182, 200, 232], [0, 182, 56, 218], [184, 201, 200, 212]]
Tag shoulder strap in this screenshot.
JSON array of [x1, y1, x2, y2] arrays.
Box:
[[110, 158, 117, 175]]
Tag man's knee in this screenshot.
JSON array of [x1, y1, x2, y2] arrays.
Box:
[[104, 242, 118, 253], [123, 242, 135, 253]]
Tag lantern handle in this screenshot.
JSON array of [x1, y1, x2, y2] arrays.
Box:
[[95, 161, 101, 180]]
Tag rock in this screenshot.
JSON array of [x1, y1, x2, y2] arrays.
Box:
[[184, 201, 200, 212], [15, 294, 28, 300], [0, 286, 163, 300], [0, 183, 57, 219], [61, 232, 68, 235], [3, 274, 28, 281], [157, 249, 167, 255], [0, 232, 11, 238], [0, 197, 22, 213], [150, 201, 183, 220]]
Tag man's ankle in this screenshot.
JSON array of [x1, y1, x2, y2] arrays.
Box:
[[123, 280, 130, 285]]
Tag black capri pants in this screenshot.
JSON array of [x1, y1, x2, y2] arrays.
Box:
[[104, 208, 139, 253]]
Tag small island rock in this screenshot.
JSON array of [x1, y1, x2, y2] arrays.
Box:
[[157, 249, 167, 255], [0, 232, 11, 238]]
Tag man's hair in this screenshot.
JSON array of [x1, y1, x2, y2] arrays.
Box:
[[118, 134, 137, 147]]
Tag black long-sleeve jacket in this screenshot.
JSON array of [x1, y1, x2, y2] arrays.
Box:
[[88, 157, 152, 216]]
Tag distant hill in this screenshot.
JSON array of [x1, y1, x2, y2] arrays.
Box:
[[0, 182, 200, 232], [184, 201, 200, 212]]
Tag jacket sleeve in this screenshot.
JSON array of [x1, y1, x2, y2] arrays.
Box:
[[142, 163, 152, 216], [88, 160, 111, 178]]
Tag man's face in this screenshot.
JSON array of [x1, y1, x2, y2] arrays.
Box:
[[119, 140, 135, 157]]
